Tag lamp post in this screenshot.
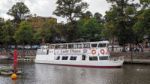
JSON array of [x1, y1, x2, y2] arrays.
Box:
[[128, 14, 135, 63]]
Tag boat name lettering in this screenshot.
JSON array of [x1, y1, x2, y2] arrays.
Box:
[[70, 49, 81, 53], [61, 50, 69, 53]]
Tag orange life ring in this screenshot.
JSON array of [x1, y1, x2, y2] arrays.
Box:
[[100, 49, 105, 54], [91, 49, 96, 55]]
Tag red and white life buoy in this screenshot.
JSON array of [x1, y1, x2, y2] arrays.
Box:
[[100, 49, 105, 54], [91, 49, 96, 55]]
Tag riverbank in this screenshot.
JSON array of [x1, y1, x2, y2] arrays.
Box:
[[111, 52, 150, 64], [124, 59, 150, 64]]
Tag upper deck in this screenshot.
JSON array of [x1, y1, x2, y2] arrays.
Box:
[[36, 41, 110, 59], [41, 41, 109, 49]]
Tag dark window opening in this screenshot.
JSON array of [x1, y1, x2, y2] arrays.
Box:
[[98, 43, 106, 47], [83, 43, 90, 48], [56, 56, 60, 60], [89, 56, 98, 61], [70, 56, 77, 60], [68, 44, 73, 48], [91, 44, 97, 48], [47, 50, 49, 54], [99, 56, 108, 60], [62, 56, 68, 60], [82, 55, 86, 60]]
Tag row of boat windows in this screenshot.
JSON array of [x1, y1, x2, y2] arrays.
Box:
[[56, 56, 108, 61], [48, 43, 107, 49]]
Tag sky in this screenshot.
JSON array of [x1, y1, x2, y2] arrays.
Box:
[[0, 0, 139, 23]]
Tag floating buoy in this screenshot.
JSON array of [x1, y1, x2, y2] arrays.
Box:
[[11, 73, 17, 80]]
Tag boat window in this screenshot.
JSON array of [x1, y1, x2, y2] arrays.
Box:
[[47, 50, 49, 54], [62, 56, 68, 60], [56, 56, 60, 60], [55, 45, 60, 49], [68, 44, 73, 49], [89, 56, 98, 61], [98, 43, 106, 47], [77, 44, 82, 48], [91, 44, 97, 48], [82, 55, 86, 60], [74, 44, 82, 49], [62, 44, 67, 49], [99, 56, 108, 60], [57, 44, 67, 49], [70, 56, 77, 60], [83, 43, 90, 48], [49, 45, 55, 49]]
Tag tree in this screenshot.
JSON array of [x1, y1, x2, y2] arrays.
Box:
[[0, 20, 15, 53], [104, 5, 119, 51], [140, 0, 150, 9], [133, 9, 150, 44], [14, 21, 33, 45], [53, 0, 88, 23], [53, 0, 88, 42], [33, 19, 57, 44], [81, 11, 93, 19], [77, 18, 104, 41], [94, 12, 103, 23], [7, 2, 30, 23], [106, 0, 137, 48], [0, 18, 4, 44]]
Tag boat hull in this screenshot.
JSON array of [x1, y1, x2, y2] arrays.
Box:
[[35, 60, 124, 68]]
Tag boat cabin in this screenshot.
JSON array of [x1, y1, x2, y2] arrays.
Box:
[[36, 41, 110, 61]]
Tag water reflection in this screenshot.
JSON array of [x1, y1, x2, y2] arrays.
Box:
[[0, 64, 150, 84]]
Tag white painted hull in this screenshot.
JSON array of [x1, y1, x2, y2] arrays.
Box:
[[35, 59, 124, 68]]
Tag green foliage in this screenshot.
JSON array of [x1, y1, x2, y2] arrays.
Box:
[[104, 5, 118, 40], [140, 0, 150, 9], [14, 21, 33, 44], [54, 0, 88, 22], [94, 12, 103, 23], [133, 9, 150, 43], [0, 21, 14, 45], [33, 19, 57, 43], [105, 0, 137, 46], [0, 0, 149, 46], [81, 11, 93, 19], [77, 18, 104, 41], [7, 2, 30, 23]]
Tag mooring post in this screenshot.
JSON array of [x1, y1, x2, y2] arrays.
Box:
[[10, 49, 18, 84]]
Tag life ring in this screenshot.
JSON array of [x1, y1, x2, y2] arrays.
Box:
[[100, 49, 105, 54], [91, 49, 96, 55]]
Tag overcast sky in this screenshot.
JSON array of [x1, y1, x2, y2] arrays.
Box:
[[0, 0, 139, 23]]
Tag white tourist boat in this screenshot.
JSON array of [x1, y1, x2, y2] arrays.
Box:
[[35, 41, 124, 68]]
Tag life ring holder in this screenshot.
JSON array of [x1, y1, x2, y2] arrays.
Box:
[[91, 49, 96, 55], [100, 49, 105, 54]]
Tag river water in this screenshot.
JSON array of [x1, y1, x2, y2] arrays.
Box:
[[0, 64, 150, 84]]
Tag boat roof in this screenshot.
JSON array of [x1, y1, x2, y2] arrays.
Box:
[[46, 41, 109, 45]]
